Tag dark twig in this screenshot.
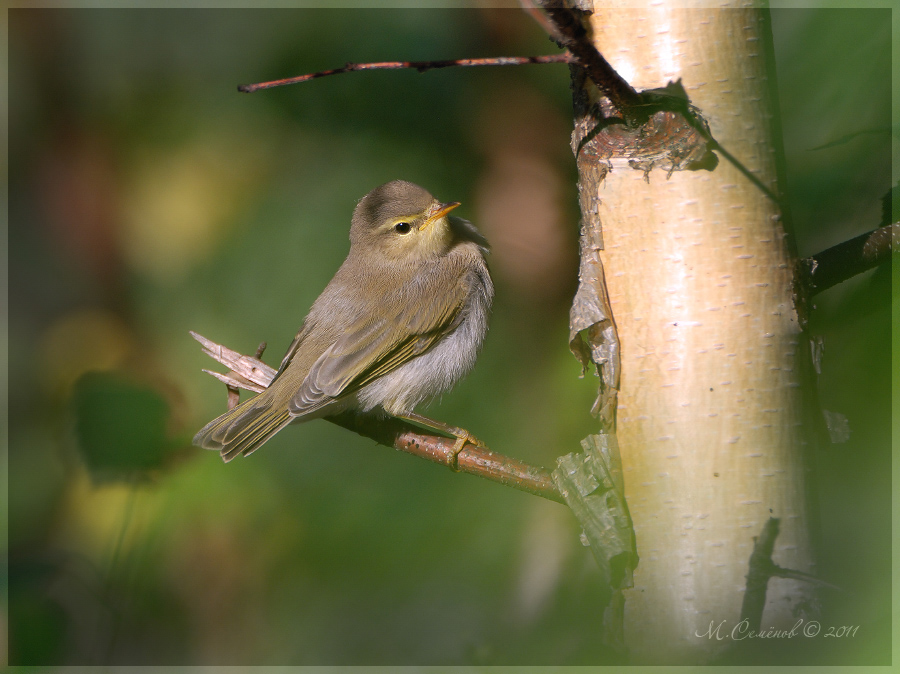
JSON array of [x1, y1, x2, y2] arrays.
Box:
[[741, 517, 781, 631], [741, 518, 841, 632], [238, 54, 571, 93], [802, 223, 897, 296], [702, 137, 781, 206], [518, 0, 565, 43], [530, 2, 643, 124], [770, 565, 841, 592], [191, 331, 565, 504]]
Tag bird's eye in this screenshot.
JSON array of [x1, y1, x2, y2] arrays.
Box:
[[394, 222, 411, 234]]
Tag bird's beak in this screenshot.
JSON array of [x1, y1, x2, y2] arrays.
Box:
[[420, 201, 460, 231]]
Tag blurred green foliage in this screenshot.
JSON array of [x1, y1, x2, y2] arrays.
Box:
[[72, 372, 173, 474], [7, 6, 894, 666]]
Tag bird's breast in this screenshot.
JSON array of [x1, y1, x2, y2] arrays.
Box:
[[357, 257, 493, 416]]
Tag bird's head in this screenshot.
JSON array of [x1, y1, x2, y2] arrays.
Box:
[[349, 180, 462, 261]]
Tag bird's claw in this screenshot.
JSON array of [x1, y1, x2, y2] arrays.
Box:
[[449, 429, 485, 471]]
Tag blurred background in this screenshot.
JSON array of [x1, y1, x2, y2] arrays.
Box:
[[6, 6, 893, 666]]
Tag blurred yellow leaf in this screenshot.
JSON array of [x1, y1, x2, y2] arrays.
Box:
[[40, 310, 133, 395]]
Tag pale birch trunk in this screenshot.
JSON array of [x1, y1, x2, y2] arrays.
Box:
[[571, 3, 817, 662]]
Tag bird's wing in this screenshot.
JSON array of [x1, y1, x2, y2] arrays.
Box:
[[274, 321, 310, 379], [288, 275, 467, 417]]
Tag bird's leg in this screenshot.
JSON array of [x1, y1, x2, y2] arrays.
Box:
[[393, 411, 485, 471]]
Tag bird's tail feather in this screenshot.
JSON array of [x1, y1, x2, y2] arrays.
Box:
[[193, 393, 292, 462]]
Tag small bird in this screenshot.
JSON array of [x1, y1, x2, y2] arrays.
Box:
[[193, 180, 494, 462]]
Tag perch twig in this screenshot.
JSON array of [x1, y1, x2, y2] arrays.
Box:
[[191, 331, 565, 504]]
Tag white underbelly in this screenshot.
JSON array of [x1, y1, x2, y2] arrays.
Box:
[[356, 281, 491, 415]]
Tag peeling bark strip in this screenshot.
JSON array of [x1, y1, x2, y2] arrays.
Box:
[[552, 433, 638, 652], [566, 59, 620, 431], [565, 40, 719, 434], [569, 220, 620, 426], [560, 4, 817, 663], [572, 77, 719, 177]]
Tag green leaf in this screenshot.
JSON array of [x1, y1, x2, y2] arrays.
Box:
[[72, 371, 172, 476]]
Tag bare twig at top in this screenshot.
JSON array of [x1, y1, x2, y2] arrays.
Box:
[[238, 54, 572, 93]]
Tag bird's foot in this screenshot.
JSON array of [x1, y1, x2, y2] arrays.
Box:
[[393, 411, 485, 472], [448, 428, 485, 471]]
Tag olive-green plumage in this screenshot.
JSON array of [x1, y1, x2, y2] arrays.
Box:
[[193, 180, 493, 462]]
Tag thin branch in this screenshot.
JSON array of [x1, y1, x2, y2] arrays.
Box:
[[802, 223, 897, 296], [769, 565, 842, 592], [190, 331, 565, 505], [238, 54, 571, 93], [808, 124, 894, 151]]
